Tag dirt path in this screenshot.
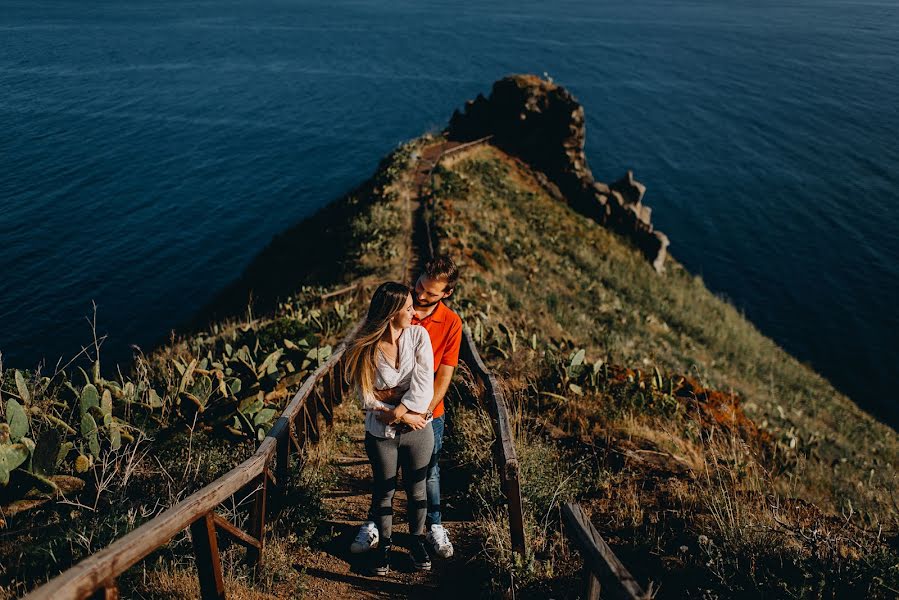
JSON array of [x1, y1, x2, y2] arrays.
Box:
[[406, 140, 465, 284], [291, 388, 483, 599], [292, 141, 487, 598]]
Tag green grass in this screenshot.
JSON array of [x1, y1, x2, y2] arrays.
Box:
[[432, 145, 899, 598]]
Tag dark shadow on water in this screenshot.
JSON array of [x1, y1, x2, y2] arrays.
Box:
[[159, 153, 400, 354], [178, 186, 368, 337]]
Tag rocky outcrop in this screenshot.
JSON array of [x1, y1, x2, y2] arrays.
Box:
[[446, 74, 669, 272]]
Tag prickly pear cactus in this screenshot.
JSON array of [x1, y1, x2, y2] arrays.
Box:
[[0, 442, 30, 486], [81, 413, 100, 458], [80, 384, 100, 417], [32, 429, 61, 476], [14, 370, 30, 404], [6, 399, 28, 442]]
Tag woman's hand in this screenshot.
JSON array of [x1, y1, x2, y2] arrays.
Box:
[[400, 412, 427, 430]]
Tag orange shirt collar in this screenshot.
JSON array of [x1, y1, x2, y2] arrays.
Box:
[[413, 300, 446, 324]]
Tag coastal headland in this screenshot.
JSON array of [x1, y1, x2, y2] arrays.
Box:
[[2, 75, 896, 599]]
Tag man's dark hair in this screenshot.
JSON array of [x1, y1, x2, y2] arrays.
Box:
[[423, 255, 459, 292]]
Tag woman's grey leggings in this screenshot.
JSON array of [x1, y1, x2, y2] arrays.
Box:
[[364, 423, 434, 539]]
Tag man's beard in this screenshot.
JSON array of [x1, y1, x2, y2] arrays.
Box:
[[414, 297, 440, 309]]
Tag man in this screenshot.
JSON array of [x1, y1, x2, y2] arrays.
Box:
[[351, 255, 462, 560]]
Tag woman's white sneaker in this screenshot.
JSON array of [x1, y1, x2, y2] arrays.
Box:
[[426, 524, 454, 558], [351, 521, 379, 553]]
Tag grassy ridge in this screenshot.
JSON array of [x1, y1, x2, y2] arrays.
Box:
[[3, 132, 896, 599], [432, 144, 898, 597]]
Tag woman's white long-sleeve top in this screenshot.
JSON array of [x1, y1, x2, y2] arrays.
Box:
[[357, 325, 434, 438]]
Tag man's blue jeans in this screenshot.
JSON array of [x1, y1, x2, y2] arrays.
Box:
[[426, 415, 445, 526]]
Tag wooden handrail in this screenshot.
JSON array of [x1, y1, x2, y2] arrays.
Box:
[[420, 135, 493, 259], [562, 503, 651, 600], [435, 135, 494, 160], [459, 326, 526, 556], [24, 319, 364, 600], [318, 279, 380, 302], [414, 133, 525, 556], [26, 447, 271, 600]]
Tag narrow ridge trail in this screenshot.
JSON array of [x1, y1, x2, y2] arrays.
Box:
[[293, 140, 486, 598], [406, 140, 465, 284]]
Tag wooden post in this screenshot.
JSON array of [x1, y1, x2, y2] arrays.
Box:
[[305, 403, 320, 443], [332, 364, 345, 406], [292, 408, 305, 450], [316, 384, 333, 427], [246, 472, 267, 576], [505, 462, 526, 556], [189, 512, 226, 600], [275, 422, 290, 488], [89, 582, 119, 600], [583, 566, 601, 600], [561, 503, 648, 600]]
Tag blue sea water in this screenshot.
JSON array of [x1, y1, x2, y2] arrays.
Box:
[[1, 0, 897, 426]]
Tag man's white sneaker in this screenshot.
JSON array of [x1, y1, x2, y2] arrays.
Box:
[[426, 524, 454, 559], [350, 521, 379, 554]]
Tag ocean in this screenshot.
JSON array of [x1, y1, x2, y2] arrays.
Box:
[[2, 0, 897, 426]]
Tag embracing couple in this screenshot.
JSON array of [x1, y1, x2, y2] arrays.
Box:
[[342, 255, 463, 576]]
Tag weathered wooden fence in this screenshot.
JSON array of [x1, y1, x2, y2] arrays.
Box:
[[562, 503, 652, 600], [458, 326, 527, 556], [23, 317, 365, 600]]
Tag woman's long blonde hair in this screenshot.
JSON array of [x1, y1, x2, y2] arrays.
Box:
[[343, 281, 411, 399]]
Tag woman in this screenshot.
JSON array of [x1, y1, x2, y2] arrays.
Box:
[[343, 281, 435, 575]]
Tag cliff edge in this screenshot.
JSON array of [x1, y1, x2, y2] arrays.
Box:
[[447, 74, 669, 272]]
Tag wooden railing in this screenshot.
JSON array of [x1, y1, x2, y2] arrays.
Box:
[[428, 135, 493, 173], [562, 503, 652, 600], [419, 135, 493, 259], [458, 326, 526, 556], [24, 318, 365, 600], [414, 133, 525, 555]]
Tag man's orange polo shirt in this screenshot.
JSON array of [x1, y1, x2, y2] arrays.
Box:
[[411, 300, 462, 419]]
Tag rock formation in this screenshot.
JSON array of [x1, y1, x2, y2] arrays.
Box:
[[446, 74, 669, 272]]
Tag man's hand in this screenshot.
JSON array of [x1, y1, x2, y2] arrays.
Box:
[[373, 387, 405, 405], [400, 412, 427, 430], [375, 406, 400, 425]]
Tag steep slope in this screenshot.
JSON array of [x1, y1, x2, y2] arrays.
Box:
[[429, 141, 898, 597]]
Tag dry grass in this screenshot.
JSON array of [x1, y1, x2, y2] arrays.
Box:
[[430, 143, 899, 597], [135, 533, 308, 599], [432, 143, 898, 521], [446, 374, 586, 598]]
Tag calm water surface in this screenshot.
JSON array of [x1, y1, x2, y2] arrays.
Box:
[[2, 0, 897, 425]]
